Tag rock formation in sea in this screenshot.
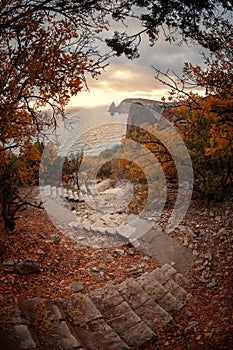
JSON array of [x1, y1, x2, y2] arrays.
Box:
[[108, 101, 116, 115]]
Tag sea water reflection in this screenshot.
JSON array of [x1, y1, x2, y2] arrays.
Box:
[[56, 105, 128, 156]]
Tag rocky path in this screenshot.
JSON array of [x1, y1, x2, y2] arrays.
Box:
[[4, 264, 191, 350], [40, 185, 194, 274], [5, 185, 231, 349]]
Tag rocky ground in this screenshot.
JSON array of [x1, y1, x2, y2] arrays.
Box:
[[145, 195, 233, 349], [0, 188, 232, 349]]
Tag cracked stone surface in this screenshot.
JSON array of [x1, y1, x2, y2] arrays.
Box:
[[4, 264, 191, 350]]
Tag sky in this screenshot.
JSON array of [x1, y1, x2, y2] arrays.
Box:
[[67, 16, 206, 109]]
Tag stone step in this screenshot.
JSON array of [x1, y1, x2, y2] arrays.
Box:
[[10, 324, 38, 350], [117, 278, 172, 328], [40, 186, 80, 202], [89, 284, 155, 348], [19, 298, 84, 350], [150, 264, 191, 304], [137, 271, 183, 314], [4, 299, 39, 350], [5, 264, 191, 350], [60, 294, 130, 350]]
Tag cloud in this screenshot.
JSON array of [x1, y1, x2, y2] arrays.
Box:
[[85, 41, 204, 95], [70, 17, 207, 107]]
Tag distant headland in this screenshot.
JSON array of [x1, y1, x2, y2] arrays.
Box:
[[108, 98, 174, 115], [108, 98, 177, 135]]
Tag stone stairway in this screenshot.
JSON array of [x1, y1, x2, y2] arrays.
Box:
[[40, 185, 82, 202], [4, 264, 192, 350]]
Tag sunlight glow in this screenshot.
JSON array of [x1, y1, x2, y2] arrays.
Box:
[[68, 88, 170, 108]]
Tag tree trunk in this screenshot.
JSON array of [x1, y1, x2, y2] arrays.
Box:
[[1, 196, 16, 231]]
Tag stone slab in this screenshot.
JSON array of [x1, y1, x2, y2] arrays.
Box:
[[158, 291, 182, 314], [118, 278, 151, 309], [42, 197, 77, 227], [163, 279, 188, 304], [13, 324, 37, 350], [137, 273, 181, 313], [74, 318, 130, 350], [19, 299, 83, 349], [136, 226, 193, 274], [137, 275, 167, 301], [116, 224, 136, 239], [60, 295, 102, 325], [135, 299, 172, 329], [89, 284, 125, 311], [105, 301, 142, 334], [119, 320, 155, 348], [38, 321, 82, 350], [126, 215, 153, 240], [149, 267, 171, 285]]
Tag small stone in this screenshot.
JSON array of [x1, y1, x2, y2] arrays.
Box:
[[218, 228, 225, 234], [16, 259, 41, 274], [48, 234, 61, 244], [196, 335, 202, 341], [199, 277, 208, 284], [128, 248, 135, 255], [207, 279, 217, 288], [183, 236, 189, 246], [3, 260, 18, 266], [203, 253, 212, 261], [215, 216, 221, 221], [195, 266, 205, 272], [194, 259, 204, 265], [143, 256, 150, 261], [114, 248, 125, 256], [100, 271, 105, 278], [77, 236, 86, 241], [67, 281, 85, 292], [91, 266, 100, 273], [193, 250, 199, 256], [126, 267, 143, 276]]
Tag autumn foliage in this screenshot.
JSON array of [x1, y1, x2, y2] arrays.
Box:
[[0, 2, 232, 229], [0, 1, 110, 229], [159, 22, 233, 200]]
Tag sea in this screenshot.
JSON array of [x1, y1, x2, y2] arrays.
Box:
[[52, 104, 129, 158]]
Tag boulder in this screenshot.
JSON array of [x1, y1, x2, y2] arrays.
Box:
[[16, 259, 41, 274]]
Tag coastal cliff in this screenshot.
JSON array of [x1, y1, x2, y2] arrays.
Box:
[[108, 98, 176, 137], [125, 102, 161, 138], [110, 98, 166, 114]]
